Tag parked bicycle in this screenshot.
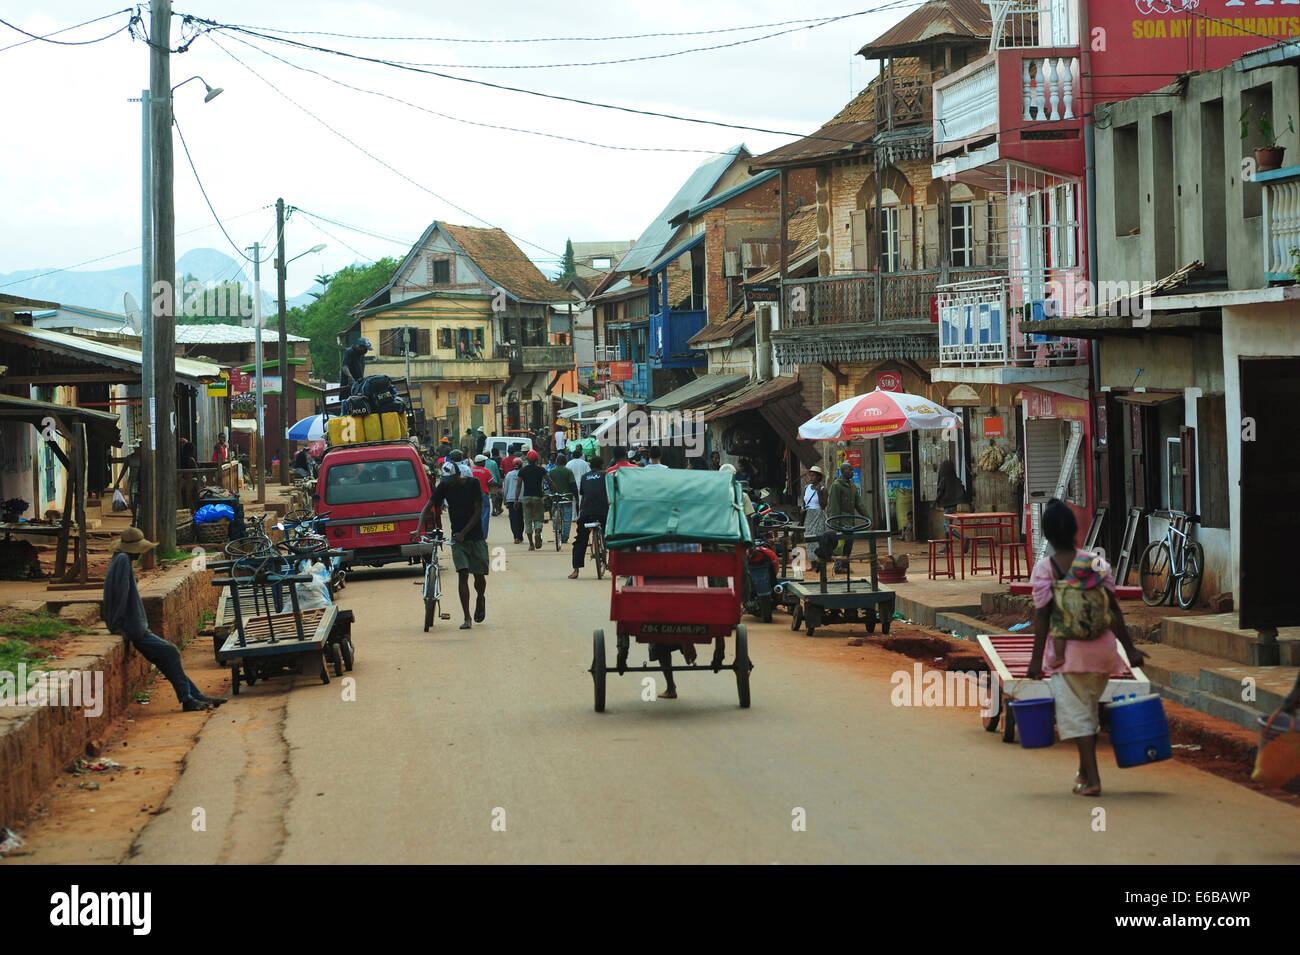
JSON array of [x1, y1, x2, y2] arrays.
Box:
[[1137, 509, 1203, 609]]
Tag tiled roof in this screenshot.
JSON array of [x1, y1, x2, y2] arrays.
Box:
[[859, 0, 992, 58], [441, 223, 560, 303], [750, 60, 921, 170]]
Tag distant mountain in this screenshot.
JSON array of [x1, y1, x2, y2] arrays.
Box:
[[0, 247, 324, 315]]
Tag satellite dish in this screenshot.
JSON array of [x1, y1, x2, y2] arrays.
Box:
[[123, 292, 143, 334]]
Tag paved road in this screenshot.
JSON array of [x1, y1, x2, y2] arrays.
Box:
[[129, 517, 1300, 864]]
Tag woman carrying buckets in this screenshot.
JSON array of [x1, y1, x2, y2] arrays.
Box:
[[1026, 499, 1148, 797]]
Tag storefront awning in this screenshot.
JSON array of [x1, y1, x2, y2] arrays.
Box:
[[0, 322, 220, 385], [644, 373, 747, 412], [1111, 390, 1183, 406], [504, 372, 546, 400], [591, 403, 634, 441], [0, 394, 121, 446], [703, 375, 818, 468]]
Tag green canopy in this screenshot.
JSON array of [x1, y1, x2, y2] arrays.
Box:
[[604, 467, 752, 549]]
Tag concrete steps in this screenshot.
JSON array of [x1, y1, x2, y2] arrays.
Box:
[[1158, 613, 1300, 666], [1138, 644, 1298, 730]]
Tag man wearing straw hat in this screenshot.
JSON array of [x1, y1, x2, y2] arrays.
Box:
[[102, 528, 226, 712]]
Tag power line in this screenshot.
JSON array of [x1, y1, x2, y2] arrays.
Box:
[[189, 17, 883, 149], [286, 10, 900, 70], [173, 116, 263, 264], [0, 8, 136, 51], [212, 11, 885, 44], [207, 33, 568, 261], [223, 31, 726, 155], [0, 207, 269, 290]]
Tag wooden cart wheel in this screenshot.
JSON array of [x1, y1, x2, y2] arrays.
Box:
[[341, 637, 354, 672], [243, 662, 257, 687], [231, 663, 241, 696], [330, 643, 344, 678], [213, 633, 226, 666], [791, 604, 803, 632], [865, 609, 878, 634], [1001, 696, 1017, 744], [319, 653, 331, 685], [881, 601, 895, 635], [591, 629, 606, 713], [981, 674, 1002, 732], [734, 625, 751, 709]]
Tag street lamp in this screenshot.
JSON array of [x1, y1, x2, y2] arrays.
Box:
[[131, 71, 222, 562]]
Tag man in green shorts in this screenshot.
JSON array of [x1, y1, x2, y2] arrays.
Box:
[[417, 461, 488, 630]]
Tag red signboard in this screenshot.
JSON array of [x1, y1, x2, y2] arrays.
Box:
[[609, 361, 633, 382], [877, 371, 902, 393], [983, 417, 1004, 438], [228, 368, 250, 394], [1091, 2, 1291, 101], [1024, 389, 1088, 421], [845, 450, 862, 468]]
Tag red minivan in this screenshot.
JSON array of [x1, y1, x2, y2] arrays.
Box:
[[316, 441, 432, 568]]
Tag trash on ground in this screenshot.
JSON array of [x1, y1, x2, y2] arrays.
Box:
[[0, 828, 23, 855], [1007, 622, 1031, 632], [68, 756, 123, 774]]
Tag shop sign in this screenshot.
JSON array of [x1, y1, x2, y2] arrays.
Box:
[[983, 417, 1004, 438], [877, 371, 903, 392], [610, 361, 633, 381], [1024, 390, 1088, 421]]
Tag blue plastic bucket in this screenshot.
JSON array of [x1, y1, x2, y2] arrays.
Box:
[[1108, 693, 1172, 767], [1009, 698, 1056, 748]]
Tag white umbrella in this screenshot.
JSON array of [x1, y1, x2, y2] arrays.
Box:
[[287, 414, 328, 442]]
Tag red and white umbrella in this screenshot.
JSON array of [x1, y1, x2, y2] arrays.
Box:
[[798, 388, 961, 442]]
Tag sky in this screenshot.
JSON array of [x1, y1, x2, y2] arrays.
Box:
[[0, 1, 913, 298]]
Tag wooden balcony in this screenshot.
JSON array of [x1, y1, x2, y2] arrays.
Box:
[[495, 342, 575, 373], [874, 72, 934, 132], [780, 267, 1001, 330], [368, 356, 510, 381]]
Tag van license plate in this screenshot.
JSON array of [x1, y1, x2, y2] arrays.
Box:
[[358, 523, 394, 534]]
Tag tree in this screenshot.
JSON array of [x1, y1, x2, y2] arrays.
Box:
[[176, 272, 254, 325], [282, 258, 398, 379], [560, 238, 576, 281]]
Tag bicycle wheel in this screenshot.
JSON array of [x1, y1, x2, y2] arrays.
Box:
[[226, 536, 273, 559], [594, 530, 606, 580], [1138, 541, 1172, 606], [1176, 540, 1204, 610], [423, 561, 439, 631]]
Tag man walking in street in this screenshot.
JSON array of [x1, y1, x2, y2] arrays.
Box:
[[566, 447, 590, 512], [569, 456, 607, 580], [826, 461, 869, 575], [417, 461, 488, 630], [514, 449, 549, 549], [546, 451, 578, 545], [471, 454, 493, 539], [103, 528, 226, 711], [503, 461, 524, 543]]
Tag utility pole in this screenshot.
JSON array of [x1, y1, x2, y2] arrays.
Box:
[[251, 241, 267, 503], [276, 197, 291, 485], [136, 87, 156, 567], [150, 0, 177, 553]]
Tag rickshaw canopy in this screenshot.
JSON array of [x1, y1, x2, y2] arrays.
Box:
[[605, 468, 753, 549]]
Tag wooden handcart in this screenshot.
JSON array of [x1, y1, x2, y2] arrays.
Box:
[[780, 515, 896, 637]]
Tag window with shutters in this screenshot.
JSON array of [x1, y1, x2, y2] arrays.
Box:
[[850, 210, 869, 271], [473, 327, 484, 348], [879, 206, 900, 273], [438, 327, 453, 349], [951, 202, 974, 268]]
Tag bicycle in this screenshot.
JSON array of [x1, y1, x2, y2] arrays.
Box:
[[548, 493, 574, 551], [585, 520, 607, 579], [403, 529, 447, 632], [224, 513, 274, 560], [1137, 509, 1203, 609]]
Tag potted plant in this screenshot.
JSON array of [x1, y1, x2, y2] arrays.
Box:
[[1241, 106, 1294, 172]]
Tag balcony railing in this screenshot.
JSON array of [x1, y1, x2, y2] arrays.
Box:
[[495, 342, 575, 371], [874, 73, 933, 132], [934, 50, 1080, 152], [781, 267, 1001, 329], [369, 356, 511, 380], [1260, 167, 1300, 280], [990, 0, 1077, 50], [937, 274, 1082, 366]]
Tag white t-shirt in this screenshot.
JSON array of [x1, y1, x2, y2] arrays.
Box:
[[567, 456, 589, 485], [804, 483, 823, 511], [554, 429, 567, 451], [644, 462, 669, 470]]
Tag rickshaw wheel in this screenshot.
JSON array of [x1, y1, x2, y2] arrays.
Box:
[[341, 638, 354, 672], [231, 664, 241, 696], [591, 629, 607, 713], [734, 626, 751, 709]]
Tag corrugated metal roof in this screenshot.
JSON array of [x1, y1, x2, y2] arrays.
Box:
[[670, 170, 780, 225], [117, 323, 309, 345], [644, 373, 747, 411], [858, 0, 991, 58], [645, 232, 705, 275], [0, 323, 221, 383], [611, 146, 749, 277]]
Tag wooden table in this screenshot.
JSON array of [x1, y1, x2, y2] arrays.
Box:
[[947, 512, 1017, 580]]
